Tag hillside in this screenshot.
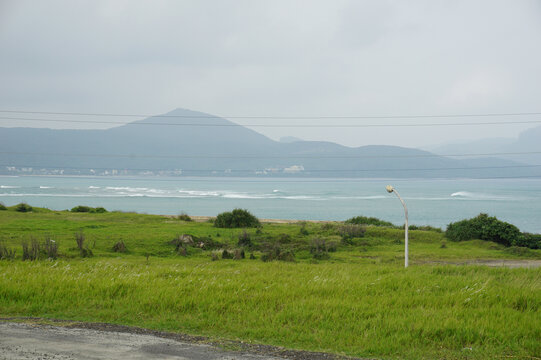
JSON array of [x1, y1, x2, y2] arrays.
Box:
[[0, 108, 539, 178]]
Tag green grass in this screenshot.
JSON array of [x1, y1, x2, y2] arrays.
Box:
[[0, 208, 540, 359]]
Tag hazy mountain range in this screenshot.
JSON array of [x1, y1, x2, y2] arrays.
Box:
[[0, 108, 539, 178], [425, 126, 541, 165]]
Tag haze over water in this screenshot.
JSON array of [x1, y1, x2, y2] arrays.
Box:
[[1, 176, 539, 233]]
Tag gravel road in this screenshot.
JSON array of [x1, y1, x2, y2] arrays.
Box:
[[0, 321, 355, 360]]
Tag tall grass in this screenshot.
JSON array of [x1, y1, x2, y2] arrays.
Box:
[[0, 258, 539, 359]]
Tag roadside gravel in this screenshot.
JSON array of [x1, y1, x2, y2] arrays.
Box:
[[0, 320, 361, 360]]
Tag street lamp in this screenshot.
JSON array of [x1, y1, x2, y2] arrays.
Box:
[[386, 185, 409, 268]]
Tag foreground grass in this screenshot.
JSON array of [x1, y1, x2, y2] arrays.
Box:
[[0, 208, 540, 359], [1, 259, 539, 359]]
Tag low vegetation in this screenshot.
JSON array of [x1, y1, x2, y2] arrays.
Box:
[[446, 213, 540, 249], [71, 205, 107, 213], [214, 208, 261, 228], [0, 206, 539, 359]]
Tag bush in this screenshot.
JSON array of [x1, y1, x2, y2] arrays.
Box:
[[346, 216, 394, 227], [214, 209, 260, 228], [408, 225, 443, 232], [71, 206, 108, 213], [71, 205, 92, 213], [0, 203, 7, 211], [516, 233, 541, 250], [338, 224, 366, 243], [261, 242, 295, 262], [310, 237, 331, 260], [15, 203, 32, 212], [445, 213, 522, 247], [177, 213, 192, 221]]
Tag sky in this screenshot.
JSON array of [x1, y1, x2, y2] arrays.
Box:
[[1, 0, 540, 148]]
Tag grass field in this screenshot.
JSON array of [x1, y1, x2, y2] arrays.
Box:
[[0, 207, 540, 359]]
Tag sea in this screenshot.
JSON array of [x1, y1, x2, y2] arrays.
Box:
[[1, 175, 540, 233]]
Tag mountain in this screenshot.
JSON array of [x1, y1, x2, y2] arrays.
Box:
[[0, 108, 539, 178], [426, 125, 541, 165]]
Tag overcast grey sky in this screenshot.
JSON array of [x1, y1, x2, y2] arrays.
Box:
[[1, 0, 540, 148]]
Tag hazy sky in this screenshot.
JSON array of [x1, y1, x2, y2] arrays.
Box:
[[1, 0, 540, 148]]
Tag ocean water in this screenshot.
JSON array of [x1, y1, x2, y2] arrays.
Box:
[[0, 175, 540, 233]]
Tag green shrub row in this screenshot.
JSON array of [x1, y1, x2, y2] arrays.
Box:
[[446, 213, 540, 249]]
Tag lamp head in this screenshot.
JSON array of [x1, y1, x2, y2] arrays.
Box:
[[386, 185, 394, 193]]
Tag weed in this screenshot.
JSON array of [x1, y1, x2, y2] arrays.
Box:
[[233, 248, 245, 260], [237, 230, 252, 247], [44, 236, 58, 259], [112, 241, 127, 253], [0, 241, 16, 260], [22, 237, 41, 261], [75, 230, 93, 258]]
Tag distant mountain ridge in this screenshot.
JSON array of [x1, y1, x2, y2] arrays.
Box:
[[0, 108, 539, 178], [426, 125, 541, 165]]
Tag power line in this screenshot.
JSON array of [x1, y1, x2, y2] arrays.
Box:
[[2, 163, 540, 173], [1, 116, 540, 127], [1, 150, 539, 159], [1, 109, 541, 119], [1, 174, 539, 182]]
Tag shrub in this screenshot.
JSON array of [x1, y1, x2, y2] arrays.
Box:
[[222, 249, 233, 259], [346, 216, 394, 227], [445, 213, 522, 247], [260, 242, 295, 262], [71, 206, 108, 213], [338, 224, 366, 243], [71, 205, 92, 213], [516, 233, 541, 250], [177, 213, 192, 222], [214, 209, 260, 228], [0, 241, 16, 260], [408, 225, 443, 232], [112, 241, 127, 253], [310, 237, 331, 260], [237, 230, 252, 247], [15, 203, 32, 212], [299, 224, 309, 235], [0, 203, 7, 211], [44, 236, 58, 259]]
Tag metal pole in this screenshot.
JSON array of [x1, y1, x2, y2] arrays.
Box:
[[393, 189, 409, 268], [386, 185, 408, 268]]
